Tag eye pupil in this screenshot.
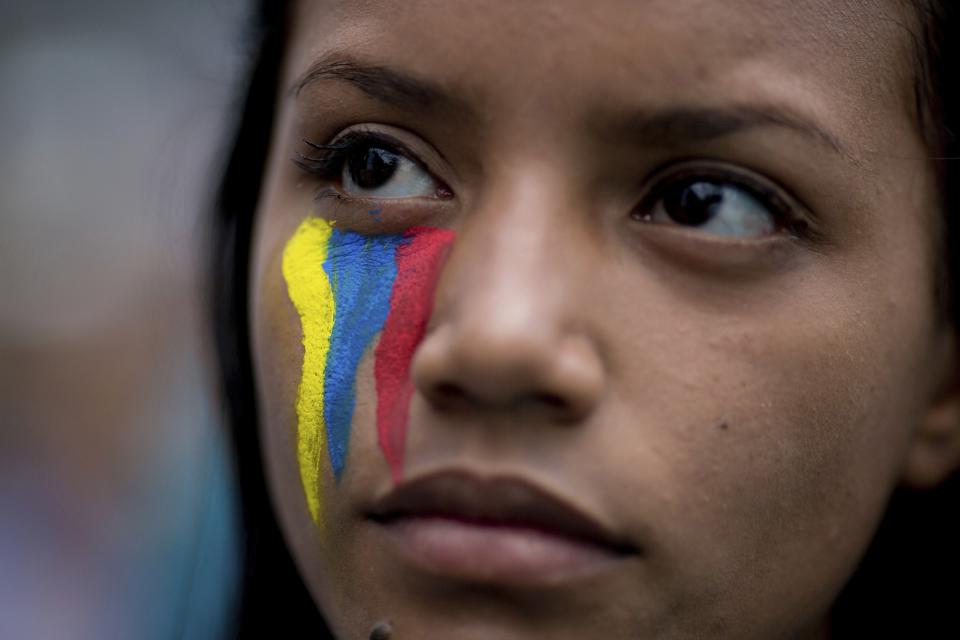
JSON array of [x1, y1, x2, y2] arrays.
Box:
[[663, 181, 725, 226], [348, 147, 399, 189]]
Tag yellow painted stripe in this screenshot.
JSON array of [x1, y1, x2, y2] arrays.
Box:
[[282, 217, 335, 528]]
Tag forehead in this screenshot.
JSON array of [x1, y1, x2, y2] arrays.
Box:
[[293, 0, 911, 52], [286, 0, 921, 162]]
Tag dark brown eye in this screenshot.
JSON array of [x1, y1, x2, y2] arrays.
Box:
[[662, 180, 726, 226], [347, 147, 400, 190], [636, 177, 777, 238], [340, 145, 438, 198]]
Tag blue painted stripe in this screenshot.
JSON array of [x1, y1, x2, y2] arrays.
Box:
[[322, 229, 407, 479]]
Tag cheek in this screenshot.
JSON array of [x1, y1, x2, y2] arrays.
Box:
[[374, 227, 457, 478], [275, 217, 455, 529], [282, 218, 337, 528], [605, 267, 936, 615], [250, 226, 316, 546]]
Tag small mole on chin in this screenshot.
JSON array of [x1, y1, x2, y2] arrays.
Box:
[[718, 421, 729, 431], [369, 620, 393, 640]]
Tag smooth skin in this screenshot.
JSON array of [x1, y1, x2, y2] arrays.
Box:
[[250, 1, 960, 638]]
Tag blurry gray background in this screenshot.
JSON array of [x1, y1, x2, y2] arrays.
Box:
[[0, 0, 250, 637]]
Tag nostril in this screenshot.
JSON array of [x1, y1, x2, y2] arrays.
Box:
[[430, 385, 574, 415], [534, 392, 569, 410], [433, 382, 469, 408], [412, 325, 605, 420]]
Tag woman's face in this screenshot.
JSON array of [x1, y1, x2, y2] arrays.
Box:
[[250, 1, 953, 638]]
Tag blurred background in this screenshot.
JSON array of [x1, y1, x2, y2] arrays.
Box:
[[0, 0, 250, 637]]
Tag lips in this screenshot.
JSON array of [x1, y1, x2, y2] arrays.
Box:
[[368, 471, 639, 584]]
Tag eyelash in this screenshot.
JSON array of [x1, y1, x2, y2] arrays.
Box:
[[634, 165, 818, 241], [294, 130, 425, 185], [292, 134, 819, 243]]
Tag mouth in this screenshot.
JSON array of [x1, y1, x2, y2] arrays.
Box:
[[368, 470, 640, 585]]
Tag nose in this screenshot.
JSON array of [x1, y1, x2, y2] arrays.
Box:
[[411, 177, 606, 423]]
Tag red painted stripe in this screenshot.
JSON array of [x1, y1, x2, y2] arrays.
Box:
[[374, 226, 455, 481]]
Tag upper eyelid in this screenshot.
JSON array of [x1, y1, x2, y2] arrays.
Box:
[[644, 169, 791, 216], [636, 163, 829, 242], [295, 129, 435, 177], [640, 162, 814, 221], [293, 128, 462, 208], [292, 133, 821, 239], [297, 131, 404, 166]]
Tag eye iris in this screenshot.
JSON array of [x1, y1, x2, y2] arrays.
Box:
[[663, 180, 724, 226], [347, 147, 399, 189]]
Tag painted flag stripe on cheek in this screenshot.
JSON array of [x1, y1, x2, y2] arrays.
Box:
[[322, 229, 406, 479], [282, 217, 455, 528], [281, 218, 335, 528], [375, 226, 456, 481]]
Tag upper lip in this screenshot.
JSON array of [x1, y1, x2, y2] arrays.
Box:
[[368, 470, 638, 555]]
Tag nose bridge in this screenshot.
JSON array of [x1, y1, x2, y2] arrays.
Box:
[[446, 168, 569, 340], [412, 166, 605, 419]]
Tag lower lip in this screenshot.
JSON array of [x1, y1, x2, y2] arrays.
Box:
[[378, 516, 624, 585]]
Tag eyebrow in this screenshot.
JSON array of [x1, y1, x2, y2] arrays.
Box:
[[291, 53, 463, 112], [614, 105, 846, 155], [293, 54, 847, 157]]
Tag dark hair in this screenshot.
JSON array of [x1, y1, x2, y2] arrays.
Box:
[[831, 3, 960, 636], [210, 2, 959, 636], [211, 3, 331, 636]]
